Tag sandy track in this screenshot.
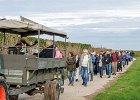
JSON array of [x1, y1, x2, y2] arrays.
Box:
[[18, 61, 133, 100]]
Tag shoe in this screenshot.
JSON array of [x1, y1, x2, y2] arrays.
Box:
[[108, 76, 111, 78], [71, 83, 74, 86], [100, 76, 102, 78], [84, 84, 87, 87], [82, 82, 85, 85], [90, 79, 93, 81], [75, 79, 78, 82], [68, 83, 71, 86]]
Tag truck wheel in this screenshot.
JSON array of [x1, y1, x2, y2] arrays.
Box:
[[44, 81, 60, 100], [0, 80, 8, 100], [9, 95, 18, 100], [60, 87, 64, 94], [44, 81, 51, 100], [51, 80, 60, 100]]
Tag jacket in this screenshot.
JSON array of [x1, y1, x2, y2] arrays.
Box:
[[66, 56, 76, 71], [112, 53, 118, 62], [79, 54, 93, 72], [105, 54, 112, 64]]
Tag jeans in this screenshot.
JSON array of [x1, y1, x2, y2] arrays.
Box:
[[126, 59, 129, 65], [89, 64, 94, 81], [106, 63, 112, 77], [68, 71, 75, 84], [58, 68, 64, 86], [81, 66, 88, 86], [99, 66, 103, 77], [112, 62, 117, 74], [122, 61, 125, 67], [75, 67, 79, 80]]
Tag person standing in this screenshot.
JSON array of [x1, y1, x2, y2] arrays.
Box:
[[122, 51, 126, 68], [95, 54, 100, 75], [79, 49, 92, 87], [66, 52, 76, 86], [105, 51, 112, 78], [117, 51, 123, 72], [102, 52, 106, 76], [125, 51, 129, 65], [99, 54, 103, 78], [75, 54, 80, 82], [90, 51, 96, 81], [112, 50, 118, 75]]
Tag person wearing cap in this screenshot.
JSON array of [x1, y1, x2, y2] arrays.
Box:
[[79, 49, 92, 87]]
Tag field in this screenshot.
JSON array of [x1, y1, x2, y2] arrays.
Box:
[[93, 57, 140, 100]]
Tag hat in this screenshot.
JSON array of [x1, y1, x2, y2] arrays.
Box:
[[83, 49, 88, 53]]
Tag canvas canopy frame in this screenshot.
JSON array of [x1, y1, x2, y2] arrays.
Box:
[[0, 16, 67, 37], [0, 16, 67, 57]]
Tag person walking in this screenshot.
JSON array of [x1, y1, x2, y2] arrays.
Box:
[[66, 52, 76, 86], [99, 54, 103, 78], [75, 54, 80, 82], [102, 52, 106, 76], [112, 50, 118, 75], [117, 51, 123, 72], [79, 49, 92, 87], [90, 51, 96, 81], [95, 54, 100, 75], [105, 51, 112, 78]]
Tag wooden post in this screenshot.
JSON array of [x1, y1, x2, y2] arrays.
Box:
[[37, 30, 40, 58], [53, 34, 55, 58], [65, 37, 67, 57]]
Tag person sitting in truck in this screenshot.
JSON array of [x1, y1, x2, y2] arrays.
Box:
[[14, 38, 38, 54], [39, 41, 63, 58]]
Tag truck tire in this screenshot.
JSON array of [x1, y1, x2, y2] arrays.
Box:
[[44, 80, 60, 100], [9, 95, 18, 100], [44, 81, 51, 100], [51, 81, 60, 100], [0, 80, 9, 100]]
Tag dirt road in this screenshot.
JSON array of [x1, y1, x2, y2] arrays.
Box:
[[18, 61, 133, 100]]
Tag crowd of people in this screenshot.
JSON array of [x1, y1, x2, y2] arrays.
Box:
[[66, 49, 134, 87]]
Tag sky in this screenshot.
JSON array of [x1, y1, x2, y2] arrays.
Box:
[[0, 0, 140, 50]]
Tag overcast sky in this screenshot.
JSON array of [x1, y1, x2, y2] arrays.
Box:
[[0, 0, 140, 50]]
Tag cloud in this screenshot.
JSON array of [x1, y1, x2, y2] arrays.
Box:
[[1, 9, 140, 50], [83, 27, 140, 33]]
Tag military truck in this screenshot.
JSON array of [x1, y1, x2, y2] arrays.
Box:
[[0, 17, 67, 100]]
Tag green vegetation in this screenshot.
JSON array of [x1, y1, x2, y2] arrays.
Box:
[[93, 57, 140, 100], [134, 51, 140, 57], [0, 33, 92, 55], [0, 33, 139, 56]]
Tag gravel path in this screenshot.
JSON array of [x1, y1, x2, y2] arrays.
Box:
[[18, 61, 133, 100]]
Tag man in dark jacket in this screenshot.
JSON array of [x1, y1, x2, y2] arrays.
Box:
[[105, 51, 112, 78], [66, 52, 76, 86]]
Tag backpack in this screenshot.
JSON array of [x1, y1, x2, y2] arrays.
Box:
[[76, 57, 80, 68]]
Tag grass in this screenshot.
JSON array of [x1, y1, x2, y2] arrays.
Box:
[[93, 57, 140, 100]]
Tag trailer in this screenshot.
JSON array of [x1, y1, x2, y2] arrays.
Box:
[[0, 16, 67, 100]]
